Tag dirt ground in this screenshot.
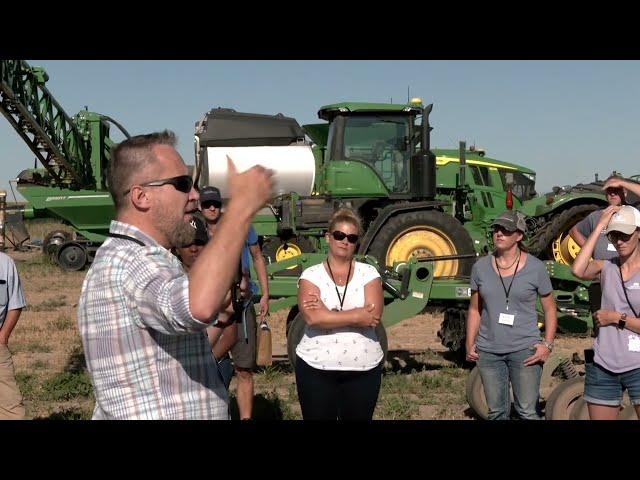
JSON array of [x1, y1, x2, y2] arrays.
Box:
[[5, 248, 597, 420]]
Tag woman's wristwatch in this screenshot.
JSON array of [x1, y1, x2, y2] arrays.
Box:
[[618, 312, 627, 330], [540, 339, 554, 351]]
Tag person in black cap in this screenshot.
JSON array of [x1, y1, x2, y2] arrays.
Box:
[[174, 214, 209, 270], [200, 185, 270, 420], [465, 209, 557, 420]]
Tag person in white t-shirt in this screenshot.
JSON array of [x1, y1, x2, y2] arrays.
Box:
[[296, 207, 384, 420]]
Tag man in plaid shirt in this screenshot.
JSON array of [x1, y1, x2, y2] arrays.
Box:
[[77, 131, 274, 419]]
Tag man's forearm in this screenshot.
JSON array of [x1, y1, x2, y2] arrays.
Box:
[[189, 203, 253, 321], [0, 309, 22, 343], [253, 254, 269, 298]]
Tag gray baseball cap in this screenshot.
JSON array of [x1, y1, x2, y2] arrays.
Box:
[[491, 210, 527, 234]]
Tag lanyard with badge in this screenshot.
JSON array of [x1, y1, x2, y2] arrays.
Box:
[[618, 264, 640, 352], [496, 252, 520, 327]]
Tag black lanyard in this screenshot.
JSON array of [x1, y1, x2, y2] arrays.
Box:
[[495, 252, 521, 311], [326, 259, 352, 311], [618, 264, 639, 318], [107, 232, 146, 246]]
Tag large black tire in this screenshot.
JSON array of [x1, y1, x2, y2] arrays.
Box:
[[286, 312, 306, 367], [375, 322, 388, 369], [286, 312, 388, 370], [262, 235, 315, 276], [528, 203, 601, 265], [56, 242, 88, 271], [367, 210, 475, 278], [438, 307, 468, 357], [544, 376, 585, 420]]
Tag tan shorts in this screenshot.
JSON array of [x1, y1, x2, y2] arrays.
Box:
[[0, 344, 25, 420]]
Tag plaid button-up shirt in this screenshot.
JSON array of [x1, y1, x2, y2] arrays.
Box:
[[78, 221, 228, 419]]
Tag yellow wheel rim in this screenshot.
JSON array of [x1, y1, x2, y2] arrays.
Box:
[[551, 233, 583, 266], [276, 242, 302, 270], [386, 227, 458, 277]]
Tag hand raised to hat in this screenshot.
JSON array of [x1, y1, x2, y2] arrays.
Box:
[[595, 205, 621, 231], [602, 177, 627, 191], [226, 155, 275, 216]]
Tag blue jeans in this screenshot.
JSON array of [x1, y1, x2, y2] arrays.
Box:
[[477, 347, 542, 420]]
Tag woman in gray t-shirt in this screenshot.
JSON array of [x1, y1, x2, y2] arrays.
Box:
[[465, 210, 558, 420], [572, 204, 640, 420]]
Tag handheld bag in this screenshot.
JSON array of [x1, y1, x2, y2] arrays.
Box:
[[256, 319, 272, 366]]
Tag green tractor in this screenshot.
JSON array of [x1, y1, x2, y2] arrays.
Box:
[[196, 99, 611, 279], [0, 60, 124, 269]]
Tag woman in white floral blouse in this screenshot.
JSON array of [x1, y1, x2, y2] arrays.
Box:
[[295, 207, 384, 420]]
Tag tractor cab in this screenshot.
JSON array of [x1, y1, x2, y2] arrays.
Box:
[[314, 99, 431, 199]]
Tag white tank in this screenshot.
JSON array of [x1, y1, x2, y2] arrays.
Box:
[[201, 145, 316, 200]]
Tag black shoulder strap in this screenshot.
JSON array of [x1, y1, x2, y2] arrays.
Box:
[[618, 264, 639, 318], [107, 232, 146, 247]]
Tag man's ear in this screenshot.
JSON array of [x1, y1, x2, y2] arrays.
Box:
[[129, 186, 152, 211]]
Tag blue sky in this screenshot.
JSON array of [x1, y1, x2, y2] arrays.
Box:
[[2, 60, 640, 201]]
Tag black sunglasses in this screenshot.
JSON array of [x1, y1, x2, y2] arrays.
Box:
[[124, 175, 193, 196], [331, 230, 359, 244], [201, 200, 222, 210], [607, 231, 633, 243], [492, 225, 517, 236]]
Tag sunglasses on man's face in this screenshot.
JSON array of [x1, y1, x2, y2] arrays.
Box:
[[201, 200, 221, 210], [124, 175, 193, 196], [607, 231, 633, 243], [606, 189, 622, 197], [331, 230, 359, 244]]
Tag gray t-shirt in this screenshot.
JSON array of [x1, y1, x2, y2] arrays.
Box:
[[576, 210, 618, 261], [0, 252, 26, 327], [470, 254, 553, 354], [594, 259, 640, 373]]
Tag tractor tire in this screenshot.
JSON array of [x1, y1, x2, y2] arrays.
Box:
[[528, 203, 601, 266], [568, 397, 590, 420], [56, 242, 88, 271], [262, 235, 315, 276], [572, 392, 635, 420], [368, 210, 475, 278], [375, 322, 388, 370], [286, 312, 306, 367], [42, 230, 72, 259], [544, 376, 585, 420], [465, 365, 514, 420], [286, 312, 388, 370], [466, 366, 490, 420], [438, 307, 468, 358]]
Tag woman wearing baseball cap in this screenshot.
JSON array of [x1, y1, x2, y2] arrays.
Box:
[[572, 205, 640, 420], [465, 209, 558, 420]]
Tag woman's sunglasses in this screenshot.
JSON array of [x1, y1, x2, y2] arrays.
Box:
[[124, 175, 194, 196], [331, 230, 359, 244], [607, 231, 633, 243]]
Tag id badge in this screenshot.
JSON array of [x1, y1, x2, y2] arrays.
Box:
[[628, 334, 640, 353], [498, 312, 516, 326]]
